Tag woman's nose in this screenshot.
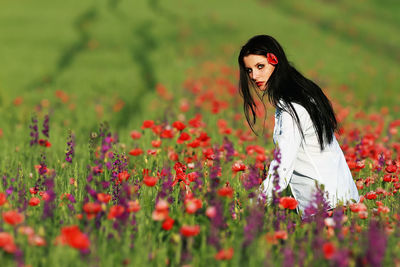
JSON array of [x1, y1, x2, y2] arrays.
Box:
[[251, 70, 259, 81]]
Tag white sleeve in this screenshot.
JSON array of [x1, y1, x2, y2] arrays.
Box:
[[260, 105, 305, 203]]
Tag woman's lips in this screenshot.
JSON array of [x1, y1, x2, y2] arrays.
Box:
[[256, 82, 264, 87]]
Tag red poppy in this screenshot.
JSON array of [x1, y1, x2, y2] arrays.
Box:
[[130, 130, 141, 140], [266, 53, 278, 65], [349, 203, 367, 213], [206, 206, 217, 218], [152, 199, 169, 221], [129, 148, 143, 156], [185, 198, 202, 214], [127, 200, 141, 213], [97, 193, 111, 203], [107, 205, 125, 219], [279, 197, 298, 210], [141, 120, 154, 129], [60, 225, 90, 250], [215, 247, 234, 260], [322, 242, 336, 259], [160, 129, 174, 139], [188, 114, 203, 128], [117, 171, 130, 183], [177, 132, 191, 144], [365, 191, 377, 200], [29, 187, 38, 195], [38, 139, 51, 147], [187, 172, 198, 182], [172, 121, 186, 131], [0, 232, 17, 253], [162, 217, 175, 231], [232, 162, 246, 172], [29, 197, 41, 206], [83, 202, 102, 219], [143, 169, 158, 187], [274, 230, 288, 240], [0, 193, 6, 206], [217, 186, 234, 198], [180, 225, 200, 237], [386, 164, 397, 173], [3, 210, 24, 226], [151, 139, 162, 148]]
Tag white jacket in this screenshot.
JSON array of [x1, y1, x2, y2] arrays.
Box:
[[260, 102, 360, 212]]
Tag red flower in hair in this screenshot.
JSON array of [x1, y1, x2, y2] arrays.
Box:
[[267, 53, 278, 65]]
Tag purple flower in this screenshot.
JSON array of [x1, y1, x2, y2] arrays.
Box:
[[223, 136, 235, 162], [272, 147, 282, 205], [42, 114, 50, 138], [243, 164, 260, 192], [243, 202, 264, 246], [283, 246, 295, 267], [29, 115, 39, 146], [365, 219, 387, 267], [65, 130, 75, 163]]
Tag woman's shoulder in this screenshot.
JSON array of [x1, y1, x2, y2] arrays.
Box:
[[278, 100, 308, 116]]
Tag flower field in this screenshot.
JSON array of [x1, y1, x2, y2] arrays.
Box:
[[1, 0, 400, 266], [1, 61, 400, 266]]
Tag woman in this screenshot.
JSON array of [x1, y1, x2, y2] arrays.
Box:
[[238, 35, 359, 213]]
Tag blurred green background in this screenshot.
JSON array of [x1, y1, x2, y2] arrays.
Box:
[[0, 0, 399, 141]]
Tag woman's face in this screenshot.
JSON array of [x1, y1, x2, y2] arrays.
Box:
[[243, 54, 275, 91]]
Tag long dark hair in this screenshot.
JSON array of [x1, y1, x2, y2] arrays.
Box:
[[238, 35, 337, 150]]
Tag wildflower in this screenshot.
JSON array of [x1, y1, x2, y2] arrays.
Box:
[[130, 130, 141, 139], [65, 130, 75, 163], [206, 206, 217, 218], [3, 210, 25, 226], [274, 230, 288, 240], [385, 164, 397, 173], [323, 242, 336, 259], [129, 148, 143, 156], [217, 185, 234, 198], [232, 162, 246, 173], [0, 232, 17, 253], [151, 139, 161, 148], [83, 202, 102, 219], [107, 205, 125, 219], [152, 199, 169, 221], [223, 137, 235, 162], [58, 225, 90, 250], [177, 132, 191, 144], [0, 192, 6, 206], [97, 193, 111, 203], [171, 162, 189, 187], [38, 139, 51, 147], [172, 121, 186, 131], [42, 114, 50, 138], [349, 203, 367, 213], [160, 129, 174, 139], [180, 225, 200, 237], [29, 197, 41, 206], [29, 115, 39, 146], [143, 169, 158, 187], [279, 197, 298, 210], [366, 220, 387, 266], [365, 191, 377, 200], [117, 171, 130, 184], [243, 203, 264, 246], [127, 200, 141, 213], [162, 217, 175, 231], [215, 247, 234, 260], [185, 198, 202, 214]]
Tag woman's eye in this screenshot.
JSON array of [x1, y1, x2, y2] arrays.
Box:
[[258, 64, 264, 69], [247, 69, 252, 74]]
